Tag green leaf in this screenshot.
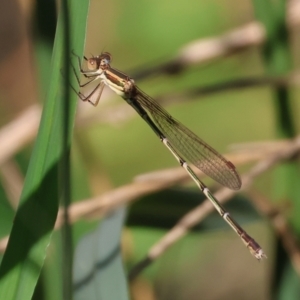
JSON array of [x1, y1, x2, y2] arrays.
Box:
[[0, 1, 90, 299], [73, 207, 129, 300]]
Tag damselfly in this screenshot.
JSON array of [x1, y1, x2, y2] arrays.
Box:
[[70, 51, 266, 260]]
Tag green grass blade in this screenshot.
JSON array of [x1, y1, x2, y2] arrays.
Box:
[[252, 0, 300, 297], [252, 0, 294, 137], [0, 1, 90, 299], [252, 0, 300, 226]]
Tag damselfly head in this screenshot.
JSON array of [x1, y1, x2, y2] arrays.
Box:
[[86, 52, 112, 71]]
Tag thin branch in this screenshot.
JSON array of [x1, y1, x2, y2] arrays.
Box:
[[0, 137, 297, 254], [156, 71, 300, 106], [132, 0, 300, 79], [128, 136, 300, 280], [130, 22, 265, 79], [0, 160, 24, 209], [247, 189, 300, 277], [55, 138, 294, 227], [0, 104, 41, 165], [78, 70, 300, 128]]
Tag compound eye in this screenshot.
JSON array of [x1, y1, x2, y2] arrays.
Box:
[[100, 58, 109, 67], [87, 58, 97, 70], [103, 52, 112, 62]]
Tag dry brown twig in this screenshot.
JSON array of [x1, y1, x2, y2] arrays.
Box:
[[78, 70, 300, 128], [56, 137, 299, 228], [0, 160, 24, 209], [247, 189, 300, 278], [177, 22, 265, 67], [0, 104, 41, 208], [176, 0, 300, 67], [0, 104, 41, 165], [0, 137, 299, 262], [128, 136, 300, 280]]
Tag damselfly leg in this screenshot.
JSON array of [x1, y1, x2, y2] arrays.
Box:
[[70, 51, 106, 106]]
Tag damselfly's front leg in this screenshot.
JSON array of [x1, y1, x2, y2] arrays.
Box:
[[71, 81, 105, 107], [70, 51, 106, 107], [71, 62, 98, 88], [71, 50, 97, 78]]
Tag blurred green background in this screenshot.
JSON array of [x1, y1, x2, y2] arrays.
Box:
[[0, 0, 300, 299]]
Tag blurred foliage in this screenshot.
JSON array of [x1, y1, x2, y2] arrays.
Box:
[[0, 0, 299, 299]]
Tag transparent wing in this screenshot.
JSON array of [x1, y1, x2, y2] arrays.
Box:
[[134, 87, 241, 190]]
